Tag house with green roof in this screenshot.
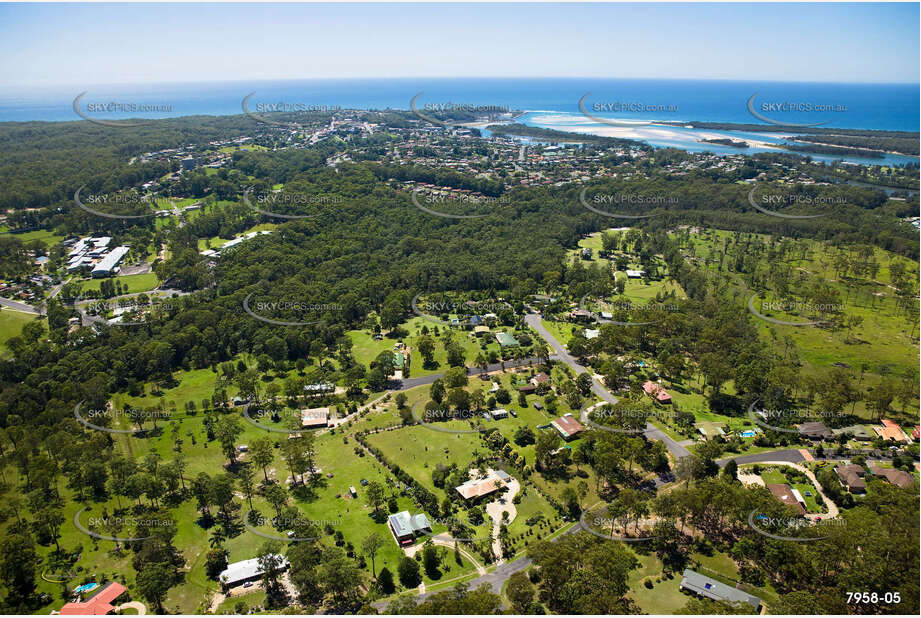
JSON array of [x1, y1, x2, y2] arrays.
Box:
[[495, 332, 519, 347], [387, 511, 431, 546]]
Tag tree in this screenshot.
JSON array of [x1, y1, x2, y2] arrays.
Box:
[[205, 548, 229, 579], [264, 483, 288, 519], [417, 335, 436, 366], [377, 566, 395, 594], [506, 571, 536, 613], [362, 533, 385, 577], [258, 542, 286, 605], [422, 542, 440, 579], [722, 459, 738, 482], [317, 546, 365, 612], [535, 429, 561, 471], [210, 474, 236, 521], [365, 480, 386, 517], [514, 425, 536, 446], [237, 465, 256, 510], [215, 415, 243, 464], [398, 555, 421, 588], [135, 562, 175, 613], [0, 532, 38, 605], [251, 436, 275, 482]]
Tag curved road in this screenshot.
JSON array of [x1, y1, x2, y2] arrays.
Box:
[[524, 312, 690, 459]]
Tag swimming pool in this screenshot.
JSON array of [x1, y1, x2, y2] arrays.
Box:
[[739, 430, 757, 437], [74, 583, 98, 594]]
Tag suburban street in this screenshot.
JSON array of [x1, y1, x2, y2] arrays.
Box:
[[524, 312, 690, 459]]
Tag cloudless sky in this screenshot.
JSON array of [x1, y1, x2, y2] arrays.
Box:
[[0, 2, 917, 88]]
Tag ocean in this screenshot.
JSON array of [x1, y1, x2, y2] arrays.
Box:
[[1, 78, 917, 165]]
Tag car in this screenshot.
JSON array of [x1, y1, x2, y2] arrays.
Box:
[[243, 582, 254, 588], [509, 409, 518, 417]]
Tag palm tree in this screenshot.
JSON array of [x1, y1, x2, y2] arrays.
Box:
[[209, 527, 226, 548]]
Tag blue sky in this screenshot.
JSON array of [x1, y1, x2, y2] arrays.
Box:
[[0, 2, 917, 87]]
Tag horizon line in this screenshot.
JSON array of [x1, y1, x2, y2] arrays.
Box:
[[2, 75, 920, 91]]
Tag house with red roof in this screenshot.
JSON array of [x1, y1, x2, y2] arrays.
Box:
[[642, 381, 672, 404], [60, 582, 127, 615], [551, 413, 585, 440], [874, 421, 908, 443]]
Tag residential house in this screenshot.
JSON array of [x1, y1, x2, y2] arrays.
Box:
[[530, 372, 550, 386], [798, 421, 833, 441], [766, 483, 806, 516], [301, 407, 330, 428], [869, 466, 914, 489], [551, 413, 584, 440], [679, 569, 762, 610], [569, 309, 595, 322], [873, 424, 909, 443], [60, 582, 127, 615], [642, 381, 672, 404], [387, 511, 432, 546], [304, 382, 335, 395], [495, 332, 519, 347], [456, 470, 511, 501], [219, 555, 289, 591], [835, 464, 866, 493], [490, 408, 509, 420]]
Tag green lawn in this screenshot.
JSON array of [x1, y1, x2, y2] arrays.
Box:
[[0, 227, 65, 247], [678, 229, 919, 421], [197, 223, 278, 251], [77, 272, 160, 295], [626, 553, 688, 614], [348, 316, 506, 380], [0, 309, 42, 356]]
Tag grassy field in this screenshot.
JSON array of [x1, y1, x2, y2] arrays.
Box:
[[16, 398, 483, 614], [0, 227, 66, 247], [348, 315, 508, 379], [676, 228, 919, 420], [197, 223, 278, 251], [0, 309, 42, 356], [76, 272, 160, 295]]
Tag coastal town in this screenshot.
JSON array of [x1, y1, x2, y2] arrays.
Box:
[[0, 2, 918, 617]]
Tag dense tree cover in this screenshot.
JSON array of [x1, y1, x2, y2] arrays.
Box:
[[528, 531, 640, 614], [0, 116, 918, 615], [791, 134, 919, 156], [0, 116, 266, 213], [486, 123, 649, 149], [659, 475, 918, 614]]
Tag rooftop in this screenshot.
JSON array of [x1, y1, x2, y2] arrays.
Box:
[[551, 413, 584, 439], [388, 510, 431, 538], [766, 483, 806, 516], [60, 581, 127, 615], [680, 569, 761, 608], [456, 471, 509, 500], [219, 555, 289, 586]]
